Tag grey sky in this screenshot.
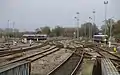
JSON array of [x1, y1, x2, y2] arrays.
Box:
[[0, 0, 120, 31]]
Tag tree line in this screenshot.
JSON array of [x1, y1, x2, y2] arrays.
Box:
[[0, 19, 119, 39], [35, 19, 120, 39], [100, 19, 120, 39], [35, 26, 64, 37], [0, 28, 21, 38], [35, 22, 99, 37]]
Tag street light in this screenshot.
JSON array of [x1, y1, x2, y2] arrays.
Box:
[[75, 12, 80, 39], [92, 9, 96, 41], [89, 17, 92, 39], [13, 22, 15, 37], [13, 22, 15, 43], [104, 1, 108, 35], [93, 9, 96, 25], [7, 20, 10, 43], [74, 17, 77, 38], [109, 17, 114, 47]]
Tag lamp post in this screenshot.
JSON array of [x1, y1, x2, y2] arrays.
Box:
[[104, 1, 108, 35], [13, 22, 15, 36], [84, 22, 86, 38], [92, 10, 96, 41], [7, 20, 10, 43], [93, 10, 96, 24], [74, 12, 80, 39], [89, 17, 92, 39], [13, 22, 15, 45], [109, 17, 114, 47]]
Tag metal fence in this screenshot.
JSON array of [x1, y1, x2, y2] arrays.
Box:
[[101, 58, 119, 75], [0, 60, 30, 75]]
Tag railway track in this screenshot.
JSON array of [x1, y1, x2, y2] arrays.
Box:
[[94, 47, 120, 60], [0, 40, 65, 66], [0, 45, 61, 67], [97, 49, 117, 59], [1, 45, 51, 61], [0, 42, 49, 57], [47, 49, 84, 75], [0, 43, 33, 51], [97, 47, 120, 73]]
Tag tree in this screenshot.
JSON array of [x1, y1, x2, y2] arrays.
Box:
[[80, 22, 99, 37], [101, 25, 106, 34], [112, 20, 120, 39], [92, 23, 99, 35], [0, 28, 3, 37], [41, 26, 51, 35], [35, 28, 41, 34], [101, 19, 115, 37], [52, 26, 64, 36]]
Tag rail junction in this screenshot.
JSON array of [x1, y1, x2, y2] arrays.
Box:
[[0, 39, 120, 75]]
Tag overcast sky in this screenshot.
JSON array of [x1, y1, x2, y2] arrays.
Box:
[[0, 0, 120, 31]]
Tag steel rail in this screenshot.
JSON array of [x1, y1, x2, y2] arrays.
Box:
[[97, 47, 120, 59], [0, 46, 57, 67], [70, 51, 84, 75], [92, 47, 118, 60], [47, 50, 84, 75], [0, 42, 49, 57]]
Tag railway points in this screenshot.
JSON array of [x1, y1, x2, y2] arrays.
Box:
[[0, 39, 120, 75]]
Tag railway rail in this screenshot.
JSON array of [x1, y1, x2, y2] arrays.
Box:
[[0, 44, 30, 51], [98, 47, 120, 59], [94, 47, 120, 60], [0, 45, 61, 67], [92, 46, 120, 74], [0, 39, 68, 75], [47, 49, 84, 75], [2, 40, 120, 75], [0, 45, 51, 61], [0, 42, 50, 57]]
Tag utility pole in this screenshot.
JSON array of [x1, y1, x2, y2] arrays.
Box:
[[110, 20, 112, 40], [93, 9, 96, 41], [93, 10, 96, 25], [89, 17, 92, 39], [84, 23, 86, 38], [7, 20, 10, 43], [109, 17, 114, 47], [13, 22, 15, 41], [75, 12, 80, 39], [74, 17, 77, 38], [13, 22, 15, 38], [104, 1, 108, 35]]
